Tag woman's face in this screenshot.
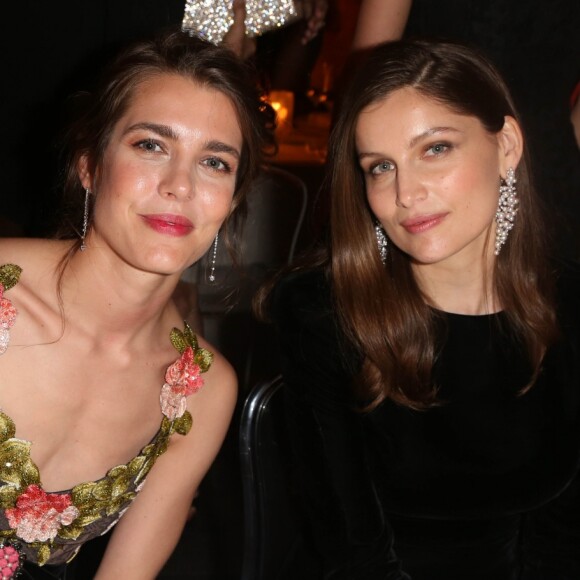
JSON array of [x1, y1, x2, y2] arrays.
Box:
[[356, 87, 521, 271], [81, 73, 243, 276]]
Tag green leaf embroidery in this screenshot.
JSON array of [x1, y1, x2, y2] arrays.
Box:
[[169, 323, 212, 373], [174, 411, 193, 436], [0, 264, 22, 292]]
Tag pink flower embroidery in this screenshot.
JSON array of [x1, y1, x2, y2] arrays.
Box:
[[0, 286, 17, 330], [0, 285, 17, 356], [165, 347, 204, 395], [160, 347, 204, 420], [5, 484, 79, 543], [0, 541, 23, 578]]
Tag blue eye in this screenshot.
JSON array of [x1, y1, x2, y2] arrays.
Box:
[[203, 157, 231, 173], [370, 161, 394, 175], [426, 143, 450, 156]]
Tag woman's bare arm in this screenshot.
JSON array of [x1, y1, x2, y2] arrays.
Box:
[[93, 351, 237, 579]]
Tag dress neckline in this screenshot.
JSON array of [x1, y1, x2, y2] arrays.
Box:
[[0, 263, 215, 566], [431, 307, 504, 320], [0, 262, 213, 492]]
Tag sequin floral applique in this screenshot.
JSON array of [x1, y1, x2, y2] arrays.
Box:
[[0, 265, 21, 356], [5, 485, 79, 543], [0, 539, 24, 578], [161, 323, 213, 422], [0, 320, 212, 566]]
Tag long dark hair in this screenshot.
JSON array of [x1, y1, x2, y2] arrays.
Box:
[[329, 39, 558, 409], [56, 28, 275, 259]]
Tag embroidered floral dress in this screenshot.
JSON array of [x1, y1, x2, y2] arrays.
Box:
[[0, 264, 212, 573]]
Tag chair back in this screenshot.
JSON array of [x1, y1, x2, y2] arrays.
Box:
[[190, 166, 309, 390], [239, 376, 316, 580]]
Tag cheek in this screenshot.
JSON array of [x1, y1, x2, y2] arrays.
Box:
[[198, 182, 236, 221], [444, 162, 498, 211], [468, 170, 499, 216], [366, 183, 394, 221], [97, 161, 142, 201]]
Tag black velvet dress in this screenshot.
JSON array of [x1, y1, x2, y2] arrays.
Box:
[[272, 263, 580, 579]]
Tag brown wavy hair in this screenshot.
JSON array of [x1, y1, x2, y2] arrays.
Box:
[[329, 39, 558, 409]]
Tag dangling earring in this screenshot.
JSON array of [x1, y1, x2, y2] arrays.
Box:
[[80, 188, 90, 251], [494, 167, 518, 256], [375, 222, 388, 264], [208, 232, 219, 283]]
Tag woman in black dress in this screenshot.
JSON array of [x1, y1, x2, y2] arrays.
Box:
[[270, 39, 580, 579]]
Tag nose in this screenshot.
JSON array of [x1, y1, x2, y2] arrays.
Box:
[[395, 167, 427, 208], [159, 159, 194, 200]]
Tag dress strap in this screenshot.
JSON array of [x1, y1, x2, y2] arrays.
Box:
[[0, 264, 21, 355]]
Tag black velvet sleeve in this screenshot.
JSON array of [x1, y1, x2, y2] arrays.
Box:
[[272, 269, 411, 579]]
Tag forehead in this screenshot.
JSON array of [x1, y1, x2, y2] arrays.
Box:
[[355, 87, 480, 143], [360, 87, 453, 117], [116, 73, 242, 141]]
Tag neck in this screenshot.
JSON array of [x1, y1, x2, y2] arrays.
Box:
[[58, 246, 181, 348], [412, 253, 498, 315]]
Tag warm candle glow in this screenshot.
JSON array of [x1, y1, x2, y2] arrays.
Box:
[[271, 101, 289, 122], [268, 90, 294, 135]]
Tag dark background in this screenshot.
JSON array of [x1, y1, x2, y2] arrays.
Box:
[[0, 0, 185, 237]]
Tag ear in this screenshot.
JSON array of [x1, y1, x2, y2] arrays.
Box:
[[497, 116, 523, 177], [77, 155, 93, 190]]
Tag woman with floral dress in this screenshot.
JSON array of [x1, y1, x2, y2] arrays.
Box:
[[0, 29, 272, 579]]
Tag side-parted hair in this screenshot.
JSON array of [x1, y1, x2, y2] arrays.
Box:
[[329, 39, 558, 409], [57, 28, 275, 256]]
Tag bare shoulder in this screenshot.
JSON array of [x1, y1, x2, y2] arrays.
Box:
[[192, 335, 237, 412], [161, 335, 237, 475], [0, 238, 70, 283], [166, 334, 238, 457], [0, 238, 73, 344]]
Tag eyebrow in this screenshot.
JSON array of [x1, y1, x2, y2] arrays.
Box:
[[408, 126, 459, 148], [124, 123, 241, 159], [125, 122, 178, 140], [204, 139, 241, 160], [358, 126, 460, 161]]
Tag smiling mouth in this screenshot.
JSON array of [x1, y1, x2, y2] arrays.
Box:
[[141, 214, 194, 236], [401, 213, 448, 234]]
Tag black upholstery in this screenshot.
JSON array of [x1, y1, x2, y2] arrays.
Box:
[[239, 376, 319, 580], [193, 166, 308, 391]]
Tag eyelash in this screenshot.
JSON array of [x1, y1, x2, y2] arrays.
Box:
[[132, 139, 234, 174], [369, 161, 395, 176], [134, 139, 164, 153], [425, 142, 451, 156], [367, 141, 453, 174], [203, 157, 232, 174]]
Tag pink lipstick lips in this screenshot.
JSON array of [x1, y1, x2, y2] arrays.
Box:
[[141, 214, 194, 237], [401, 213, 448, 234]]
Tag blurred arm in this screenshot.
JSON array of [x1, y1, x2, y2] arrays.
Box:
[[351, 0, 412, 50]]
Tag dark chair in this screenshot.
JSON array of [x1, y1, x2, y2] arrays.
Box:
[[185, 166, 308, 390], [174, 168, 310, 579], [239, 376, 319, 580]]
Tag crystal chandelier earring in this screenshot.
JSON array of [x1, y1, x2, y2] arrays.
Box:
[[494, 167, 518, 256], [80, 188, 90, 251], [208, 232, 219, 283], [375, 222, 388, 264]]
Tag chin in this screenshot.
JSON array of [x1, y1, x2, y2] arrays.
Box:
[[407, 247, 456, 267], [136, 250, 191, 276], [401, 244, 444, 264], [410, 256, 444, 267]]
